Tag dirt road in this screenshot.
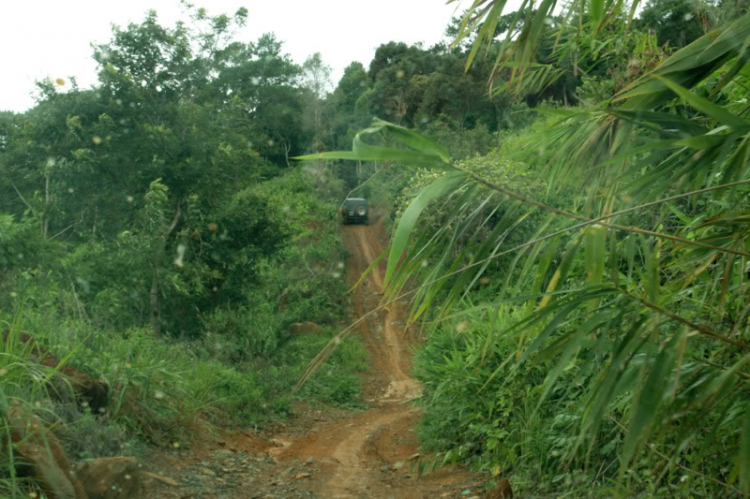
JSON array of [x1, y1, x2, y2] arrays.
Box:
[[267, 213, 477, 498], [147, 213, 484, 498]]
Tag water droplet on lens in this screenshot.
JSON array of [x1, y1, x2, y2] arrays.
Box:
[[174, 244, 186, 268], [75, 277, 91, 294]]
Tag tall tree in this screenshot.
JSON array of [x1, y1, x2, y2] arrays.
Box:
[[637, 0, 709, 48], [302, 53, 333, 152], [0, 5, 303, 336]]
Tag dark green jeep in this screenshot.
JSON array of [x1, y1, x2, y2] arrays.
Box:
[[341, 198, 368, 224]]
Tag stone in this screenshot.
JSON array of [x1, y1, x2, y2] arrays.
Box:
[[74, 457, 144, 499], [7, 405, 88, 499], [485, 478, 513, 499]]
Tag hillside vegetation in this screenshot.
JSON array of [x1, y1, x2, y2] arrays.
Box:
[[2, 0, 749, 497], [0, 7, 368, 496], [303, 0, 750, 496]]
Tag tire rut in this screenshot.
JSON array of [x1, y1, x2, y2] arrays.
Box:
[[146, 212, 485, 499], [268, 213, 478, 498]]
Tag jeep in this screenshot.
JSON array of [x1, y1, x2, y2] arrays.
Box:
[[341, 198, 368, 224]]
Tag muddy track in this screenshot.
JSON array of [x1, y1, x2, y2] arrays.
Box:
[[147, 212, 483, 499], [266, 213, 476, 498]]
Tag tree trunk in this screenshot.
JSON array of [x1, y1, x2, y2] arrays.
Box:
[[282, 138, 291, 167], [149, 203, 181, 337]]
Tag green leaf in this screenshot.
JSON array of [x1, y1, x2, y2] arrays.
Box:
[[385, 171, 468, 289], [590, 0, 605, 31], [740, 409, 750, 494], [525, 236, 561, 317], [608, 109, 709, 137], [584, 224, 606, 310], [626, 0, 641, 29], [724, 133, 750, 184], [534, 310, 618, 414], [644, 237, 660, 303], [621, 331, 683, 471], [653, 76, 750, 131], [466, 0, 508, 71], [295, 119, 452, 170], [360, 119, 451, 163], [349, 248, 387, 292], [540, 236, 582, 308]]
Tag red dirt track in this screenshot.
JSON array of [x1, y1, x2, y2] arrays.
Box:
[[147, 211, 483, 498]]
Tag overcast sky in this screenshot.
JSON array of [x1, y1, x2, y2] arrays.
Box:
[[0, 0, 527, 113]]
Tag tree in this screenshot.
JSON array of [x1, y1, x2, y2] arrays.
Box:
[[637, 0, 709, 48], [301, 53, 333, 152], [0, 5, 307, 337]]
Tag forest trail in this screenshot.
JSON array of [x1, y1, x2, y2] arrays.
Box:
[[147, 212, 484, 498], [265, 212, 480, 498]]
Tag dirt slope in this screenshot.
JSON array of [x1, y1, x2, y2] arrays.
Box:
[[147, 212, 485, 499], [267, 212, 479, 498]]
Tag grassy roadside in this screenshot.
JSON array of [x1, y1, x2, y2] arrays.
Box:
[[0, 167, 367, 496]]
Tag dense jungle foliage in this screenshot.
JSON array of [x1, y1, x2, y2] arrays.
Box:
[[302, 0, 750, 497], [2, 0, 749, 497]]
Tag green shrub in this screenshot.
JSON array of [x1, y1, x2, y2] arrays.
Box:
[[412, 307, 619, 493]]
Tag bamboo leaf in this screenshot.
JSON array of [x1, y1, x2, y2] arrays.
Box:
[[590, 0, 605, 32], [626, 0, 641, 29], [740, 409, 750, 494], [724, 133, 750, 184], [621, 332, 684, 471], [296, 119, 453, 169], [540, 236, 582, 308], [579, 316, 648, 446], [385, 171, 468, 289], [653, 76, 750, 130], [585, 224, 606, 310], [349, 248, 387, 292], [607, 110, 705, 137], [535, 310, 617, 414], [645, 237, 661, 303]]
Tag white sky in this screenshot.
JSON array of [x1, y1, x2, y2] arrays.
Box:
[[1, 0, 528, 113]]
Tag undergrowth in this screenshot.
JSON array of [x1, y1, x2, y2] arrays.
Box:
[[0, 167, 367, 496]]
